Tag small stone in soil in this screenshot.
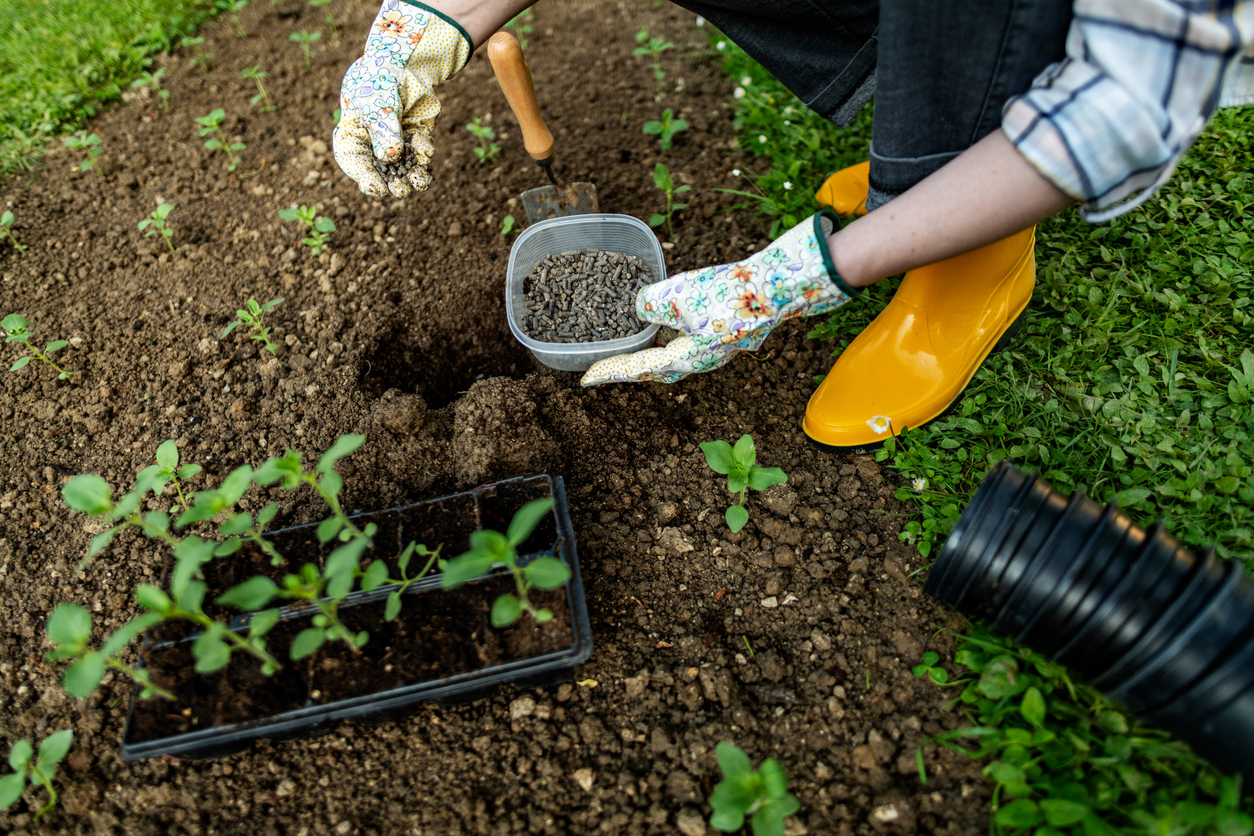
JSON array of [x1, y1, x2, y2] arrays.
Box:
[[522, 249, 654, 344]]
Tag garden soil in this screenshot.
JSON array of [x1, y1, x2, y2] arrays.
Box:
[[0, 1, 990, 833]]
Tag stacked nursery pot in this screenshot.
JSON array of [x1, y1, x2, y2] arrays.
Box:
[[925, 462, 1254, 777]]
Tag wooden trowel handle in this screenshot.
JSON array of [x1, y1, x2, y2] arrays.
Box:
[[487, 31, 555, 163]]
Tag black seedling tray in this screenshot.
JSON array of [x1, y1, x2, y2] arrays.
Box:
[[119, 475, 592, 761]]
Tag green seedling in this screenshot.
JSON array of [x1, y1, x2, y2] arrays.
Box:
[[195, 108, 245, 172], [648, 162, 690, 239], [1, 210, 28, 251], [3, 313, 70, 380], [643, 108, 688, 150], [221, 297, 284, 353], [217, 0, 249, 37], [138, 202, 177, 252], [290, 29, 322, 69], [137, 439, 203, 512], [633, 27, 674, 98], [0, 730, 73, 820], [278, 204, 335, 255], [700, 434, 787, 533], [180, 35, 213, 73], [500, 214, 518, 236], [911, 650, 950, 684], [440, 498, 570, 627], [130, 68, 170, 109], [709, 742, 800, 836], [309, 0, 339, 41], [63, 131, 102, 175], [241, 65, 274, 111], [378, 541, 442, 622], [504, 8, 534, 50], [465, 116, 499, 165]]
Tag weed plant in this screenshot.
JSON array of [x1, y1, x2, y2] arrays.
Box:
[[241, 65, 275, 111], [643, 108, 688, 150], [180, 35, 212, 72], [3, 314, 71, 380], [221, 297, 284, 353], [216, 0, 248, 37], [709, 742, 800, 836], [138, 202, 177, 252], [647, 162, 690, 239], [279, 205, 335, 254], [290, 29, 321, 69], [0, 730, 73, 820], [130, 68, 169, 109], [465, 117, 500, 164], [700, 434, 787, 532], [195, 108, 245, 172], [1, 211, 27, 251], [633, 28, 674, 99], [63, 131, 102, 175]]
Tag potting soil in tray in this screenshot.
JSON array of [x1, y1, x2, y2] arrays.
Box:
[[521, 249, 654, 343]]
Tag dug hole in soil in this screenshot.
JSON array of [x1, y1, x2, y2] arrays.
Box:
[[0, 1, 989, 833]]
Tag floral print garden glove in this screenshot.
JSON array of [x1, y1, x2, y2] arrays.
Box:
[[333, 0, 472, 198], [581, 211, 859, 385]]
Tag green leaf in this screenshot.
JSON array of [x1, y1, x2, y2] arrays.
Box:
[[1041, 799, 1090, 828], [101, 613, 164, 658], [248, 608, 280, 638], [523, 556, 571, 590], [63, 651, 107, 698], [440, 550, 496, 588], [135, 584, 173, 613], [506, 498, 555, 547], [385, 591, 403, 622], [177, 463, 203, 480], [218, 465, 254, 505], [732, 434, 757, 468], [979, 656, 1026, 699], [290, 627, 325, 659], [155, 439, 178, 469], [36, 730, 73, 768], [759, 758, 789, 799], [648, 214, 665, 228], [1, 313, 28, 332], [219, 512, 252, 537], [469, 528, 510, 557], [1020, 686, 1046, 727], [360, 560, 389, 591], [716, 741, 754, 779], [45, 340, 68, 353], [317, 434, 366, 474], [994, 799, 1041, 829], [257, 502, 278, 527], [214, 538, 243, 557], [700, 440, 735, 475], [9, 356, 31, 371], [728, 471, 749, 494], [491, 593, 523, 627], [63, 474, 112, 515], [747, 466, 787, 492], [751, 803, 788, 836], [46, 603, 92, 646], [313, 217, 335, 233], [0, 771, 26, 809], [192, 628, 231, 673], [320, 470, 343, 500], [709, 807, 746, 833], [216, 576, 279, 611], [726, 504, 749, 533], [317, 516, 344, 543], [8, 739, 33, 770]]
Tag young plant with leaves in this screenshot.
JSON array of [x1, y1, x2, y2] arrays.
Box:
[[241, 65, 275, 112], [647, 162, 690, 239], [63, 131, 102, 175], [3, 313, 70, 380], [0, 730, 73, 820], [180, 35, 213, 72], [216, 0, 249, 37], [0, 210, 27, 251], [709, 742, 801, 836], [138, 202, 177, 252], [465, 116, 500, 165], [440, 498, 570, 627], [633, 27, 674, 99], [278, 204, 335, 255], [379, 541, 443, 621], [500, 215, 518, 236], [137, 439, 203, 513], [309, 0, 339, 41], [130, 67, 170, 109], [290, 30, 322, 69], [504, 9, 534, 50], [643, 108, 688, 150], [195, 108, 245, 172], [700, 434, 787, 533], [221, 297, 284, 353]]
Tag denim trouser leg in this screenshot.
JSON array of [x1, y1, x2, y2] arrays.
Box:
[[867, 0, 1072, 210]]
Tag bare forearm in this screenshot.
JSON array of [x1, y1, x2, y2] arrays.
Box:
[[418, 0, 539, 48], [830, 130, 1076, 287]]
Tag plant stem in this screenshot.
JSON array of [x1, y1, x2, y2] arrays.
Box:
[[245, 527, 285, 566], [25, 344, 69, 378], [28, 763, 58, 820], [107, 657, 177, 701], [180, 608, 281, 670]]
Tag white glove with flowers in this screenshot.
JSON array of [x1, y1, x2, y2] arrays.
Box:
[[333, 0, 471, 197], [581, 211, 859, 385]]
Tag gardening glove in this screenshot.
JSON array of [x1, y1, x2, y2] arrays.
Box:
[[333, 0, 471, 198], [581, 211, 858, 385]]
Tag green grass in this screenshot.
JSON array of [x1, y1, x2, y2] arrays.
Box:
[[0, 0, 217, 175], [711, 27, 1253, 835]]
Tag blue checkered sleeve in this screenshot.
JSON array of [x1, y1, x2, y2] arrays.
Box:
[[1002, 0, 1254, 222]]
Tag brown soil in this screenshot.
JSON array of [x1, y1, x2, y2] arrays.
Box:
[[0, 1, 990, 834]]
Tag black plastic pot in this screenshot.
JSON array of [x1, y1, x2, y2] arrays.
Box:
[[927, 462, 1254, 777], [119, 475, 593, 761]]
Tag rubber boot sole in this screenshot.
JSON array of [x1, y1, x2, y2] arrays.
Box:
[[805, 307, 1028, 457]]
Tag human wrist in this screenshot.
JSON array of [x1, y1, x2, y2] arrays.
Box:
[[404, 0, 536, 49]]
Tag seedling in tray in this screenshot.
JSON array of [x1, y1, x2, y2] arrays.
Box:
[[1, 210, 28, 251], [0, 730, 74, 820], [63, 131, 102, 176], [138, 202, 177, 252], [241, 65, 275, 112], [279, 204, 335, 255], [648, 162, 690, 239], [196, 109, 246, 172], [441, 498, 570, 627], [222, 297, 284, 353], [709, 742, 801, 836], [290, 29, 322, 70], [700, 434, 787, 533], [3, 313, 70, 380], [643, 108, 688, 151]]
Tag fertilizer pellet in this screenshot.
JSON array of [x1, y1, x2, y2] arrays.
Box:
[[521, 249, 655, 344], [373, 144, 426, 184]]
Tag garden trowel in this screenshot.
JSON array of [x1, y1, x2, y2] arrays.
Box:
[[487, 31, 599, 224]]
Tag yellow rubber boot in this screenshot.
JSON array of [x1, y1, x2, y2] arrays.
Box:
[[815, 161, 870, 216], [802, 227, 1036, 453]]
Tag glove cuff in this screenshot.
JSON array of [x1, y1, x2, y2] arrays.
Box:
[[814, 210, 860, 300], [400, 0, 473, 72]]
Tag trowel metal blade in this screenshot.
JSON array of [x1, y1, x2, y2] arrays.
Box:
[[521, 181, 599, 224]]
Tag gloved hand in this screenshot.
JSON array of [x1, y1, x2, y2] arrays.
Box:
[[581, 211, 859, 385], [333, 0, 471, 197]]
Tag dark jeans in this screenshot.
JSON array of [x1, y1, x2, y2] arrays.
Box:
[[670, 0, 1072, 210]]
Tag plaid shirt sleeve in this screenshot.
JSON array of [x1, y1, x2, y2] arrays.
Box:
[[1002, 0, 1254, 222]]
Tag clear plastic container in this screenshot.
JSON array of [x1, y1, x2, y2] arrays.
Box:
[[506, 214, 665, 372]]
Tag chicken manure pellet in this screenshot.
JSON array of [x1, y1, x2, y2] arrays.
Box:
[[522, 249, 655, 344], [373, 144, 424, 182]]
